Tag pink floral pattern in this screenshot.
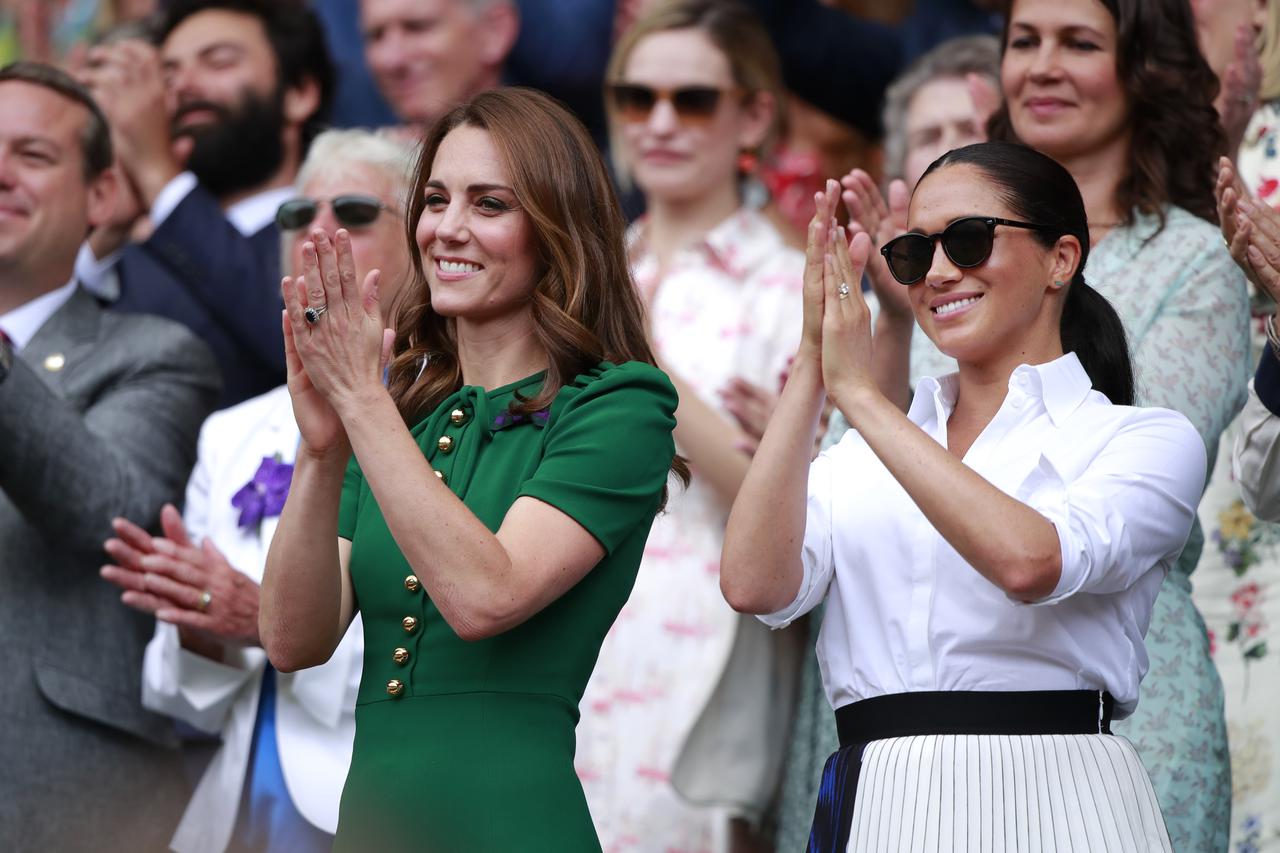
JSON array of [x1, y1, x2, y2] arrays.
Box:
[[574, 207, 804, 851]]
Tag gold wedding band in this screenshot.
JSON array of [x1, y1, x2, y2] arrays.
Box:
[[838, 282, 851, 300], [197, 590, 212, 612]]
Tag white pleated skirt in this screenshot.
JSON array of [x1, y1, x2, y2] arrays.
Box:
[[839, 734, 1171, 852]]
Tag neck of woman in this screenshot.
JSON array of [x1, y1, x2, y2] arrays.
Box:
[[1056, 136, 1132, 245], [950, 329, 1066, 431], [455, 312, 550, 391], [643, 178, 741, 274]]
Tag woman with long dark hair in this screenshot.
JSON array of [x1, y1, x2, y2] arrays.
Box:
[[722, 141, 1203, 850], [258, 88, 683, 850]]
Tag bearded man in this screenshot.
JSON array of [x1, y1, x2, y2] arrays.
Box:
[[79, 0, 333, 407]]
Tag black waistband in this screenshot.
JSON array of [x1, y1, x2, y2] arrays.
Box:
[[834, 690, 1114, 747]]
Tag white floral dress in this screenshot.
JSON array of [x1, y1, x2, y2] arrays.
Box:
[[574, 207, 805, 852]]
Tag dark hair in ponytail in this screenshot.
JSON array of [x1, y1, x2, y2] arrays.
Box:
[[921, 141, 1135, 405]]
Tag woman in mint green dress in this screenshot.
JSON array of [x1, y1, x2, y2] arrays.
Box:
[[259, 88, 684, 851]]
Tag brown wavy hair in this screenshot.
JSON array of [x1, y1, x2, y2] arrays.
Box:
[[387, 87, 689, 490], [988, 0, 1224, 230]]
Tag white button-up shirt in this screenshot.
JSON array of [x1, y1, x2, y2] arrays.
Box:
[[762, 353, 1207, 718]]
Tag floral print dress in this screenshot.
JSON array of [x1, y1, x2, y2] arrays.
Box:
[[776, 205, 1250, 853], [574, 207, 805, 852]]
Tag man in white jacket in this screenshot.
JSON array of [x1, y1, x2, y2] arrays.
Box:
[[101, 128, 416, 853]]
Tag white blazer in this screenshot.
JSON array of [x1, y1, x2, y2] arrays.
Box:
[[141, 385, 363, 853]]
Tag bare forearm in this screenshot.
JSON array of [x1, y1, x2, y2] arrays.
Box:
[[338, 390, 515, 639], [663, 365, 752, 508], [871, 312, 913, 412], [836, 385, 1061, 600], [260, 449, 350, 670], [722, 358, 825, 613]]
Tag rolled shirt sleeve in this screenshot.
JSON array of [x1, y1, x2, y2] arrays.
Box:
[[1027, 407, 1208, 605]]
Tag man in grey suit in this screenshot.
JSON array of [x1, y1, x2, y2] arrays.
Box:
[[0, 63, 221, 851]]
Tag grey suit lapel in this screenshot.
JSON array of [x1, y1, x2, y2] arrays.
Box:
[[21, 287, 101, 394]]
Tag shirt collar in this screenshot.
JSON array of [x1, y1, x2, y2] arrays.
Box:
[[227, 185, 296, 237], [1011, 352, 1095, 425], [0, 279, 78, 352], [908, 351, 1095, 430]]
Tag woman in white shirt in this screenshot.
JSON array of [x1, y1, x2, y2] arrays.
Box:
[[721, 140, 1205, 851]]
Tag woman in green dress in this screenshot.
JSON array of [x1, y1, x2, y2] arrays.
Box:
[[259, 87, 684, 851]]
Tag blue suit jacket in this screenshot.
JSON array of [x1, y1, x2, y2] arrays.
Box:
[[112, 184, 284, 408]]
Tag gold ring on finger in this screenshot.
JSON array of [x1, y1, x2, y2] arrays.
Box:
[[838, 282, 851, 300], [197, 590, 212, 612]]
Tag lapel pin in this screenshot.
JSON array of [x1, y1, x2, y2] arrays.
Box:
[[43, 353, 66, 372]]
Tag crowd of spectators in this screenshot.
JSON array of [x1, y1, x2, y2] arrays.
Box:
[[1, 0, 1279, 851]]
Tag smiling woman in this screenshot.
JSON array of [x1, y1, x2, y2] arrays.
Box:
[[259, 86, 684, 852], [721, 142, 1201, 852]]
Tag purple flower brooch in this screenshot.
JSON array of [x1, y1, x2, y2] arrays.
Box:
[[491, 409, 550, 431], [231, 454, 294, 530]]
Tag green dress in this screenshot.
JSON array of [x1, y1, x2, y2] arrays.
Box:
[[333, 361, 678, 852]]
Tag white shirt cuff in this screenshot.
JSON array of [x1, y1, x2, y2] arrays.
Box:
[[150, 171, 199, 228]]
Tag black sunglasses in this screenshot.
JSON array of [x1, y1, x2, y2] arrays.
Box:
[[608, 83, 737, 125], [880, 216, 1055, 285], [276, 194, 394, 231]]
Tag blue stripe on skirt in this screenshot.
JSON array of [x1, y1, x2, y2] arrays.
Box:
[[808, 742, 868, 853]]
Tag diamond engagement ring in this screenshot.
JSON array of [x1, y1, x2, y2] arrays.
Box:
[[304, 304, 328, 324], [837, 282, 851, 300], [197, 590, 213, 612]]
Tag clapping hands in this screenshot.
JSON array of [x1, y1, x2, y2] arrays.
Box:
[[281, 229, 395, 456], [801, 180, 875, 407], [1217, 157, 1280, 302], [840, 168, 911, 322], [101, 505, 261, 657]]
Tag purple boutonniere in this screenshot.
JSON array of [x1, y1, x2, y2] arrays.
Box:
[[231, 454, 294, 530]]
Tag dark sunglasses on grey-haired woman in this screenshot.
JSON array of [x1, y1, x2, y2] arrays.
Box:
[[880, 216, 1056, 285], [276, 194, 395, 231]]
